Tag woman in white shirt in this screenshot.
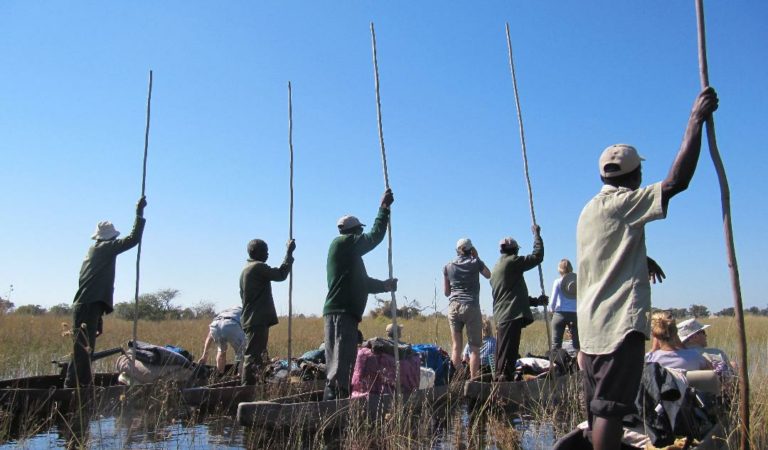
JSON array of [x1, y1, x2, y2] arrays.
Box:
[[550, 259, 579, 351]]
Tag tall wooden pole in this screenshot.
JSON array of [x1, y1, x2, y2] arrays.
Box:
[[370, 22, 400, 396], [504, 24, 552, 349], [693, 2, 750, 448], [287, 81, 295, 364], [132, 70, 153, 359]]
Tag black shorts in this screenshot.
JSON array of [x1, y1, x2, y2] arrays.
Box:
[[581, 331, 645, 424]]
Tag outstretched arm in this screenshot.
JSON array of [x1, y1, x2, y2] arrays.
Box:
[[661, 87, 719, 211], [197, 330, 214, 365]]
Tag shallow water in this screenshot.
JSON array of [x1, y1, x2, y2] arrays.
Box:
[[1, 403, 564, 449]]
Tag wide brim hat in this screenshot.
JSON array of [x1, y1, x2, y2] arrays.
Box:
[[677, 318, 710, 343], [561, 272, 577, 298], [91, 221, 120, 240]]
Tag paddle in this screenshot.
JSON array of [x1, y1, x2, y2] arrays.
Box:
[[287, 81, 295, 365], [693, 1, 750, 448], [131, 70, 153, 369], [370, 22, 401, 396], [504, 23, 552, 350]]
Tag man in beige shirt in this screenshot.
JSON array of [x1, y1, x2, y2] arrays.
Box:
[[573, 87, 718, 450]]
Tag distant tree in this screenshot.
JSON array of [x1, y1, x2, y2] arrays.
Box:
[[0, 297, 14, 314], [715, 307, 735, 317], [193, 300, 217, 319], [370, 296, 425, 319], [48, 303, 73, 316], [689, 304, 710, 319], [114, 288, 183, 321], [14, 304, 47, 315], [746, 306, 761, 316]]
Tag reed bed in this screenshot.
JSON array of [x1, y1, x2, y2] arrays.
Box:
[[0, 314, 766, 448]]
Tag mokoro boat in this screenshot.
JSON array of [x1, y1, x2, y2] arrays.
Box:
[[237, 384, 451, 430], [463, 371, 577, 406], [182, 378, 326, 412]]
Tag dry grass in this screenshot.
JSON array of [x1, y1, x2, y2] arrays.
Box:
[[1, 313, 767, 448]]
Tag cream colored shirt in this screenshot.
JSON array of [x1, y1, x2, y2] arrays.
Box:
[[576, 182, 665, 354]]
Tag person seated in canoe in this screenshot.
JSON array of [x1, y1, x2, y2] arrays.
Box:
[[462, 317, 496, 375], [385, 322, 405, 344], [490, 226, 548, 382], [444, 238, 490, 380], [678, 318, 735, 377], [197, 306, 245, 375], [645, 311, 712, 372], [65, 196, 147, 389], [323, 189, 397, 400], [240, 238, 296, 385]]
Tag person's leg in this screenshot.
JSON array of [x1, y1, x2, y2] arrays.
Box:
[[447, 302, 464, 371], [495, 319, 523, 381], [64, 303, 102, 388], [241, 326, 268, 385], [566, 312, 580, 350], [551, 312, 566, 350], [216, 349, 227, 373], [323, 314, 340, 400], [465, 304, 483, 379], [585, 332, 645, 450], [334, 314, 359, 398]]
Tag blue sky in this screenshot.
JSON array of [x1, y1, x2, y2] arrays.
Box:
[[2, 1, 766, 318]]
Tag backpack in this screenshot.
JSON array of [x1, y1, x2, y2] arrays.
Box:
[[412, 344, 451, 386]]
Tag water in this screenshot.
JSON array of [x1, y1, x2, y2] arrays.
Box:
[[0, 404, 565, 449]]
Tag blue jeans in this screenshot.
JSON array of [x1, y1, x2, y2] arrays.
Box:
[[551, 311, 580, 350]]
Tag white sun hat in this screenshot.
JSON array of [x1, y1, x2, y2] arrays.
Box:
[[91, 221, 120, 240]]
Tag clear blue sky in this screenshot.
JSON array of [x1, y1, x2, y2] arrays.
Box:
[[2, 2, 766, 318]]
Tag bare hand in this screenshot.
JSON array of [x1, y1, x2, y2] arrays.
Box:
[[286, 239, 296, 253], [197, 355, 207, 365], [383, 278, 398, 292], [136, 196, 147, 216], [692, 87, 719, 122], [470, 247, 478, 258], [531, 224, 541, 236], [381, 189, 394, 208], [647, 257, 666, 284]]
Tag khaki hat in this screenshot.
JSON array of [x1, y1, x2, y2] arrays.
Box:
[[561, 272, 577, 298], [456, 238, 474, 252], [677, 318, 710, 343], [337, 215, 365, 231], [385, 323, 402, 334], [599, 144, 645, 177], [91, 221, 120, 240]]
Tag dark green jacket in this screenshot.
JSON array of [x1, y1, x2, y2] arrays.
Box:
[[323, 207, 389, 321], [490, 235, 543, 325], [240, 256, 293, 330], [73, 216, 146, 314]]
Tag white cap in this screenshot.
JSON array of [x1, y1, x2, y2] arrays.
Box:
[[599, 144, 645, 177], [91, 221, 120, 240], [337, 215, 365, 232], [456, 238, 474, 252]]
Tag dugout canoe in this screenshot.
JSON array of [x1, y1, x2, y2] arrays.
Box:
[[182, 378, 326, 412], [237, 384, 451, 430], [463, 372, 577, 406]]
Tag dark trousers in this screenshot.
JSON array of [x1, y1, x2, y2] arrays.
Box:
[[495, 319, 524, 381], [323, 313, 359, 400], [64, 302, 105, 388], [242, 325, 270, 385], [551, 311, 580, 350]]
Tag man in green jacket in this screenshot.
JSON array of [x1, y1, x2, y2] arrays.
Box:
[[323, 188, 397, 400], [240, 238, 295, 385], [65, 196, 147, 388], [490, 225, 547, 382]]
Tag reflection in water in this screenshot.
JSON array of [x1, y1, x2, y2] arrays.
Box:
[[1, 398, 569, 449]]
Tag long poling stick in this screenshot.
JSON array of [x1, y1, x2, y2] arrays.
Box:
[[370, 22, 400, 396], [287, 81, 295, 364], [504, 24, 552, 349], [694, 2, 750, 448], [131, 70, 153, 365]]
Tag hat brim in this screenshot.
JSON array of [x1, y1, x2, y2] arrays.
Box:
[[92, 230, 120, 240]]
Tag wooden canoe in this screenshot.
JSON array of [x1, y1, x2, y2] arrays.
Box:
[[237, 384, 451, 430], [463, 372, 577, 406], [182, 378, 326, 412]]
